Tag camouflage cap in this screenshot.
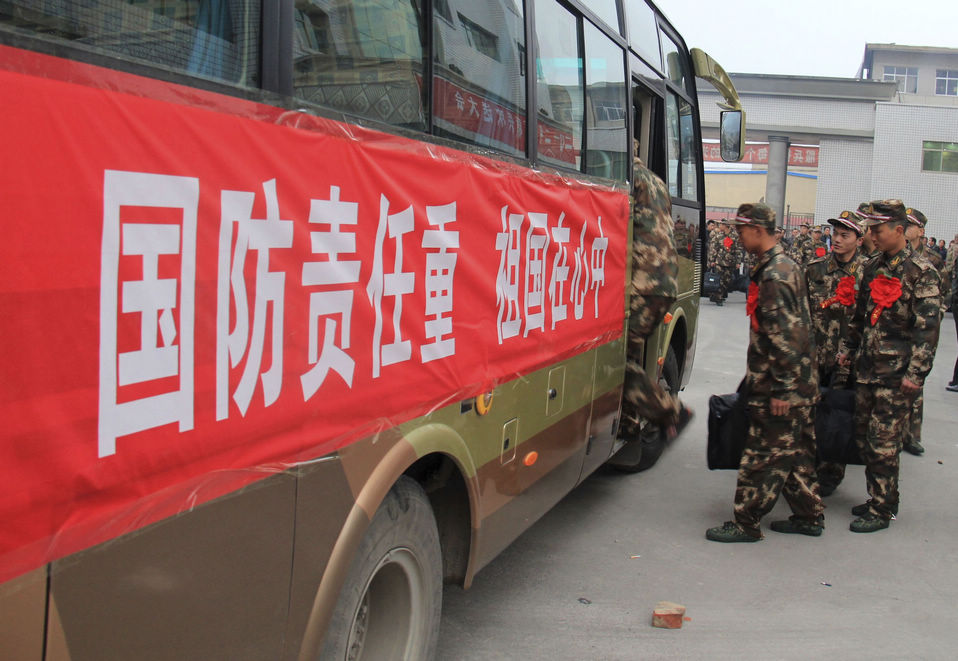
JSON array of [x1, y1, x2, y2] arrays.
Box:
[[812, 226, 823, 233], [800, 221, 813, 228], [905, 208, 927, 227], [859, 199, 907, 226], [827, 210, 864, 236], [727, 202, 776, 230]]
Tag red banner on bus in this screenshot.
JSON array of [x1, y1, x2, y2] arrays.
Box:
[[0, 58, 627, 582]]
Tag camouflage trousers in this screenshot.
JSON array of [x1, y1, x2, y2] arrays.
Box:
[[854, 384, 917, 520], [733, 403, 823, 534], [905, 389, 924, 445], [622, 294, 680, 431], [710, 266, 734, 301], [816, 460, 846, 491]]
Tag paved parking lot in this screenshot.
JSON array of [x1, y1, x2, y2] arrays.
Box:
[[438, 294, 958, 660]]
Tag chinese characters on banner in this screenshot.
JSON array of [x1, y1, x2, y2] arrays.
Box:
[[702, 141, 819, 167], [0, 61, 627, 580]]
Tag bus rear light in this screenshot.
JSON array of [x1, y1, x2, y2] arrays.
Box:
[[523, 451, 538, 467]]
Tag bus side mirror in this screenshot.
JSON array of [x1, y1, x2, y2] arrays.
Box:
[[720, 110, 745, 162]]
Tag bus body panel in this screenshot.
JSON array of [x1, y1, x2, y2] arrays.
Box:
[[0, 0, 741, 654]]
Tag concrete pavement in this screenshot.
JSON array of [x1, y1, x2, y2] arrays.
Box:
[[438, 293, 958, 660]]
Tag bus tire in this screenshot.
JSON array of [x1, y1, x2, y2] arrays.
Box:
[[633, 345, 681, 471], [320, 476, 442, 661]]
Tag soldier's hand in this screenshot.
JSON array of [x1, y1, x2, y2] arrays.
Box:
[[837, 353, 850, 367], [770, 398, 790, 416], [901, 378, 920, 395]]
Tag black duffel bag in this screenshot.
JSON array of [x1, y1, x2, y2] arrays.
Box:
[[815, 386, 862, 465], [707, 379, 749, 470], [703, 270, 721, 296]]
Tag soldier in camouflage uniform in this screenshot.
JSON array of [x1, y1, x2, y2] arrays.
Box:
[[804, 210, 867, 496], [788, 222, 811, 263], [706, 203, 823, 542], [838, 200, 941, 533], [621, 156, 683, 436], [901, 208, 944, 456], [948, 243, 958, 392], [803, 227, 828, 265], [708, 221, 736, 304]]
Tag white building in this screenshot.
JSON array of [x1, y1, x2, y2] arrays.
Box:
[[698, 43, 958, 241]]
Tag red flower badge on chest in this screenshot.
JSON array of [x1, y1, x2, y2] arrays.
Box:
[[815, 246, 826, 257], [822, 275, 857, 309], [723, 236, 733, 250], [746, 282, 760, 331], [869, 273, 902, 325]]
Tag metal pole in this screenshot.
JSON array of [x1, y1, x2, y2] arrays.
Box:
[[766, 135, 790, 228]]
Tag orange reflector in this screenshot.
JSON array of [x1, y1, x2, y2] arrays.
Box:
[[523, 451, 539, 467], [663, 313, 673, 324], [475, 392, 494, 416], [657, 356, 665, 366]]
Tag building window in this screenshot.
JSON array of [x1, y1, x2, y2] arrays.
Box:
[[922, 141, 958, 173], [435, 0, 452, 22], [459, 13, 500, 61], [883, 65, 918, 93], [936, 70, 958, 96]]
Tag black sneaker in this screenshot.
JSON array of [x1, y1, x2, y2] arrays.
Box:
[[770, 516, 824, 537], [852, 501, 898, 517], [850, 513, 890, 533], [903, 440, 925, 456], [706, 521, 761, 543], [947, 383, 958, 393]]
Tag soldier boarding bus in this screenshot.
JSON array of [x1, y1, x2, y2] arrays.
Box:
[[0, 1, 744, 659]]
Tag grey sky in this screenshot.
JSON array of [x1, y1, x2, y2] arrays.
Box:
[[654, 0, 958, 78]]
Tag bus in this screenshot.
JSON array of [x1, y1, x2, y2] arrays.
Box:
[[0, 1, 743, 659]]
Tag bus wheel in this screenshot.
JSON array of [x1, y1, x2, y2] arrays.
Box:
[[321, 477, 442, 661]]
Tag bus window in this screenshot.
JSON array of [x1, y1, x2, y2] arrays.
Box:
[[0, 0, 260, 87], [587, 0, 621, 34], [432, 0, 527, 157], [665, 91, 698, 201], [293, 0, 427, 131], [661, 30, 691, 95], [533, 0, 583, 170], [679, 96, 699, 200], [624, 0, 660, 70], [665, 92, 680, 197], [584, 22, 627, 181]]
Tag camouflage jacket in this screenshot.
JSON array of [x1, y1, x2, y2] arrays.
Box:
[[915, 241, 944, 271], [630, 161, 678, 301], [841, 244, 942, 387], [746, 243, 819, 406], [802, 237, 828, 265], [788, 234, 809, 263], [804, 249, 868, 377], [708, 229, 736, 269]]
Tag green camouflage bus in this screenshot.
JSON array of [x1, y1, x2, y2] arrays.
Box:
[[0, 1, 742, 658]]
